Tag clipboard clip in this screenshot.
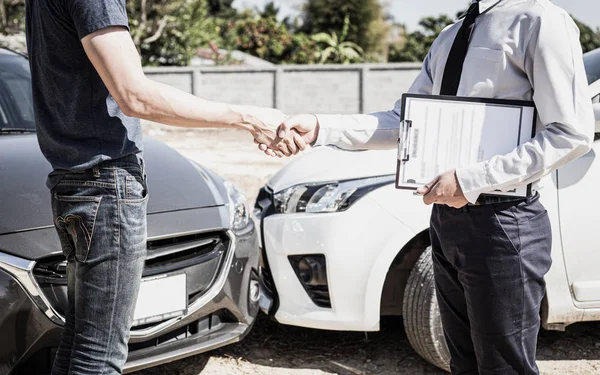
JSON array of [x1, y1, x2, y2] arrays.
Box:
[[399, 120, 412, 162]]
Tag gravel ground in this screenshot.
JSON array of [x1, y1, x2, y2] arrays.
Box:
[[134, 125, 600, 375]]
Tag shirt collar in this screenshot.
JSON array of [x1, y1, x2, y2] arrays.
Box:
[[471, 0, 503, 15]]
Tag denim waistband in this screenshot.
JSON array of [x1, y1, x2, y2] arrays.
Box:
[[95, 154, 142, 168], [90, 154, 145, 177]]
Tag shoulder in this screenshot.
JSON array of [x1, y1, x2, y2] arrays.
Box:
[[430, 22, 460, 52], [524, 0, 577, 32]]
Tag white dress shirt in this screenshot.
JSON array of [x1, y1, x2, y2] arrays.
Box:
[[313, 0, 595, 203]]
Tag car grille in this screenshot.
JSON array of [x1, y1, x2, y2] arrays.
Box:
[[303, 285, 331, 307], [128, 310, 227, 352], [32, 231, 230, 320]]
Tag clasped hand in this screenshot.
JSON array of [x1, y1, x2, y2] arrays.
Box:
[[251, 111, 468, 208], [251, 112, 320, 158]]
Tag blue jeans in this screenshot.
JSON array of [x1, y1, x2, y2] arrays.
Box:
[[50, 155, 148, 375]]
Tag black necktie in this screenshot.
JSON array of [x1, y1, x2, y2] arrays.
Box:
[[440, 1, 480, 96]]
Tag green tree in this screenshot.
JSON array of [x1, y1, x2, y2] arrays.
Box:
[[231, 11, 293, 63], [259, 1, 280, 19], [0, 0, 24, 34], [301, 0, 389, 57], [573, 17, 600, 53], [284, 33, 321, 64], [312, 15, 364, 64], [389, 15, 454, 62], [127, 0, 221, 66], [207, 0, 237, 18], [225, 4, 321, 65]]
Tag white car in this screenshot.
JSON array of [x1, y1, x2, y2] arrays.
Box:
[[254, 48, 600, 371]]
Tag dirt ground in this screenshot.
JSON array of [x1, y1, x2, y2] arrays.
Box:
[[135, 126, 600, 375]]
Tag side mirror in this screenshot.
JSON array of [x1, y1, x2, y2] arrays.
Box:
[[594, 103, 600, 135]]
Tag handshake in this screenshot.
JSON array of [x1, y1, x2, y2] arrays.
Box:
[[244, 107, 320, 158]]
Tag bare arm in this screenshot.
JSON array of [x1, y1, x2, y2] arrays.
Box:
[[81, 26, 286, 148]]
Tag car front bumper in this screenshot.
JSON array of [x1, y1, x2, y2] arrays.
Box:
[[255, 186, 415, 332], [0, 223, 260, 374]]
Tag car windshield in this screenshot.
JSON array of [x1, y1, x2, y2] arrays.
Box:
[[584, 48, 600, 86], [0, 53, 36, 132]]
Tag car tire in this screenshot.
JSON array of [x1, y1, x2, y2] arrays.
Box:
[[402, 246, 451, 372]]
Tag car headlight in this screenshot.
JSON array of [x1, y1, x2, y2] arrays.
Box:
[[273, 175, 395, 214], [225, 181, 250, 230]]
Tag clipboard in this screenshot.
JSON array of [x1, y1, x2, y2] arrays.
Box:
[[396, 93, 538, 198]]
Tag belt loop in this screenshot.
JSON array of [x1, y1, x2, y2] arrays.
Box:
[[93, 165, 100, 178]]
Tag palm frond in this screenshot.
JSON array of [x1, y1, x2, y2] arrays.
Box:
[[312, 32, 335, 46], [319, 47, 334, 63], [339, 41, 364, 54]]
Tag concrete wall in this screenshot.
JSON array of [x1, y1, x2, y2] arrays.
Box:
[[144, 63, 422, 115]]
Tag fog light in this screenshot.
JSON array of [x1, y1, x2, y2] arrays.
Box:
[[249, 279, 260, 303], [298, 257, 327, 286], [288, 254, 331, 308]]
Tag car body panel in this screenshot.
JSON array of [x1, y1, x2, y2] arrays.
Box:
[[0, 227, 260, 374], [268, 147, 397, 194], [0, 134, 225, 237], [557, 141, 600, 308], [0, 205, 229, 261], [263, 195, 414, 331]]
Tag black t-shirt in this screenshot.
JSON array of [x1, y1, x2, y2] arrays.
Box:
[[25, 0, 143, 188]]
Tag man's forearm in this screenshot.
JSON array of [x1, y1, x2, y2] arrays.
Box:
[[313, 112, 400, 150], [80, 26, 283, 136], [456, 121, 593, 203], [122, 78, 269, 132]]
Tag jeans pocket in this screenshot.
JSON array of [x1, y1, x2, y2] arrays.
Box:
[[54, 195, 102, 262]]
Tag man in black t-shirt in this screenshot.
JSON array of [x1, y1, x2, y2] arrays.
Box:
[[25, 1, 303, 374]]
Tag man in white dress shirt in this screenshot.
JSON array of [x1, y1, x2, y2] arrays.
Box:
[[262, 0, 595, 374]]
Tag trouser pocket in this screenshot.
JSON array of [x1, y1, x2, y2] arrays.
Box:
[[53, 195, 102, 262]]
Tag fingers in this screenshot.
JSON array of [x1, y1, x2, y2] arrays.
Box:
[[417, 176, 440, 196], [292, 131, 307, 153], [282, 135, 298, 155], [256, 142, 277, 157], [422, 177, 442, 206], [256, 129, 309, 158], [277, 119, 293, 139], [423, 191, 438, 205], [277, 142, 292, 157]]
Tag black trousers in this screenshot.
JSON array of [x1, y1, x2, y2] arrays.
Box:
[[430, 194, 552, 375]]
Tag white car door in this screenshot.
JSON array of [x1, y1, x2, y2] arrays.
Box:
[[558, 86, 600, 308]]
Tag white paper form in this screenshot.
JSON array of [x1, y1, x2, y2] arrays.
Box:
[[397, 95, 536, 197]]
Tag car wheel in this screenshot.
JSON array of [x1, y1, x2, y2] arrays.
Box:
[[402, 246, 451, 372]]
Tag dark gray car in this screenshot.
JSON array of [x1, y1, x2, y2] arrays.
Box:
[[0, 48, 260, 374]]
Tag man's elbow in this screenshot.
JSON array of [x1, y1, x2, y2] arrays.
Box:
[[114, 81, 152, 119]]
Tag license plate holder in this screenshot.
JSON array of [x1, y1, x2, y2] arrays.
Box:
[[132, 273, 187, 327]]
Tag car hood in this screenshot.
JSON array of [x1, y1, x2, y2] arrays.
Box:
[[267, 147, 397, 193], [0, 134, 225, 235]]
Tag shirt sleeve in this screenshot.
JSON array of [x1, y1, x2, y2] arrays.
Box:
[[455, 10, 595, 203], [312, 47, 436, 151], [67, 0, 130, 40]]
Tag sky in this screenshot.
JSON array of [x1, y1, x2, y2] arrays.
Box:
[[233, 0, 600, 32]]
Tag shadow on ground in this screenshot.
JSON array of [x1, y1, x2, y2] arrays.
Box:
[[135, 315, 600, 375]]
